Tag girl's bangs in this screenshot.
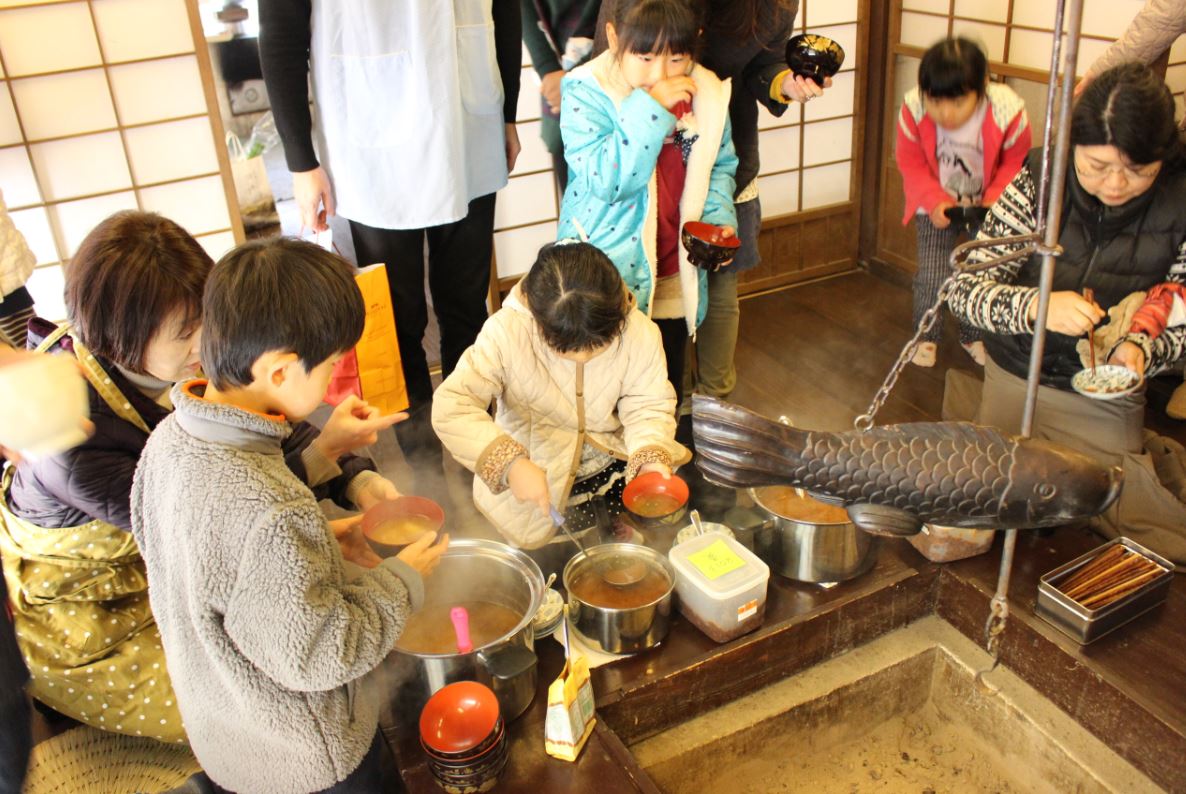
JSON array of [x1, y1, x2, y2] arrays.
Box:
[[617, 4, 700, 56]]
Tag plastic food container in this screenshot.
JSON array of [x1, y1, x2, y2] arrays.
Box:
[[669, 533, 770, 643]]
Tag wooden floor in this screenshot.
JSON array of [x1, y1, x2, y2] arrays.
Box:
[[730, 270, 1186, 443]]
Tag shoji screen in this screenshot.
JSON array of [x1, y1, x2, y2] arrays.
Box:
[[0, 0, 241, 321], [496, 0, 868, 294]]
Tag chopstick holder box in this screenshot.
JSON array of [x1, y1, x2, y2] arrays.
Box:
[[1035, 537, 1173, 645], [545, 606, 596, 761]]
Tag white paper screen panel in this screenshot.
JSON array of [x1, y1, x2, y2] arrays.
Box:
[[0, 0, 239, 320], [12, 69, 117, 140], [9, 207, 56, 265], [953, 0, 1009, 24], [493, 171, 556, 230], [0, 3, 101, 77], [50, 190, 138, 256], [140, 176, 230, 235], [510, 119, 553, 176], [92, 0, 193, 63], [30, 132, 132, 201], [0, 146, 39, 207], [125, 117, 219, 185], [757, 171, 800, 217], [806, 0, 858, 27], [758, 125, 801, 176], [801, 161, 851, 210], [109, 55, 206, 126], [0, 89, 18, 145], [902, 0, 949, 14], [494, 221, 558, 280], [952, 20, 1006, 62], [900, 12, 949, 49], [804, 70, 855, 121]]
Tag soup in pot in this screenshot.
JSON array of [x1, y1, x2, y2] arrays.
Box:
[[395, 601, 523, 654], [568, 564, 671, 609], [755, 486, 850, 524]]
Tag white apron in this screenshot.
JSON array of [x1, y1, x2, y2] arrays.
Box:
[[310, 0, 509, 230]]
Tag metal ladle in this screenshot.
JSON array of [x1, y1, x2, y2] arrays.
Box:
[[550, 506, 646, 587]]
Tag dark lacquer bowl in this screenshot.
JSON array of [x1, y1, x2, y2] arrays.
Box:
[[787, 34, 844, 83], [943, 204, 989, 233], [681, 222, 741, 272], [785, 33, 845, 84]]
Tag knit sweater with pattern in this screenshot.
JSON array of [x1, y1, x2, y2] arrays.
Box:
[[130, 382, 423, 794]]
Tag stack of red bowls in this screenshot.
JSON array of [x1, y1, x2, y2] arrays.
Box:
[[419, 681, 508, 793]]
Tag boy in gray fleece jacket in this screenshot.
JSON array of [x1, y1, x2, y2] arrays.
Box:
[[131, 238, 448, 793]]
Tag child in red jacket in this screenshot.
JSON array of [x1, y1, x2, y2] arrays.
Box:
[[896, 37, 1030, 367]]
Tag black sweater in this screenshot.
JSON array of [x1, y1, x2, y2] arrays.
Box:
[[259, 0, 523, 173]]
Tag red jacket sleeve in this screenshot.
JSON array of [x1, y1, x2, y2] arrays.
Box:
[[895, 104, 951, 223], [983, 109, 1032, 206]]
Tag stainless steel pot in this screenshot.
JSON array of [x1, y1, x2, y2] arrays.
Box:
[[387, 539, 544, 722], [563, 543, 674, 654], [748, 487, 880, 583]]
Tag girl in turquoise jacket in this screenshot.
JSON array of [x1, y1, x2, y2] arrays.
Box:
[[558, 0, 738, 404]]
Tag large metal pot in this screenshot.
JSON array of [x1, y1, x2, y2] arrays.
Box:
[[386, 539, 544, 722], [563, 543, 674, 654], [748, 487, 880, 583]]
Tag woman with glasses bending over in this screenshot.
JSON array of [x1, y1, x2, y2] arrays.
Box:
[[946, 63, 1186, 564]]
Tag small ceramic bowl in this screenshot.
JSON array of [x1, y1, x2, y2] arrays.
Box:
[[943, 205, 989, 234], [785, 34, 845, 84], [532, 588, 565, 638], [681, 221, 741, 272], [362, 496, 444, 557], [419, 681, 501, 756], [1071, 365, 1142, 401], [622, 471, 690, 527]]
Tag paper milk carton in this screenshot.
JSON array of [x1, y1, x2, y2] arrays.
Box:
[[544, 606, 595, 761]]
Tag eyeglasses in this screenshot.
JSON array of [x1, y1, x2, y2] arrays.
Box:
[[1074, 156, 1161, 184]]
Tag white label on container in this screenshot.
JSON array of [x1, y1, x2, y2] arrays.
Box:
[[737, 598, 758, 622]]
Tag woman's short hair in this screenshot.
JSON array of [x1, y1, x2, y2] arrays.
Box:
[[65, 211, 212, 373]]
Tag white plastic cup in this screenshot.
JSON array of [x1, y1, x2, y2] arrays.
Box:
[[0, 353, 90, 460]]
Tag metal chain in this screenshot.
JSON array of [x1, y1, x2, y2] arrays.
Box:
[[853, 273, 962, 432]]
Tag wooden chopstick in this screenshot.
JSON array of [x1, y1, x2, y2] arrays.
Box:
[[1083, 287, 1097, 375], [1055, 543, 1164, 609]]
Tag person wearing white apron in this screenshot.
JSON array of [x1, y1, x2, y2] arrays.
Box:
[[259, 0, 521, 487]]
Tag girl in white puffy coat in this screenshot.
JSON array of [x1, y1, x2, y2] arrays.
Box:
[[0, 190, 35, 348], [432, 241, 689, 551]]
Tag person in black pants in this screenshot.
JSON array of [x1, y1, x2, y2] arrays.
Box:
[[259, 0, 522, 486]]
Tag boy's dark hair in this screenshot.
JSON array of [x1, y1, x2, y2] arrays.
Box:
[[1073, 62, 1186, 172], [611, 0, 704, 60], [918, 37, 988, 100], [521, 242, 629, 354], [65, 211, 212, 373], [201, 237, 364, 390]]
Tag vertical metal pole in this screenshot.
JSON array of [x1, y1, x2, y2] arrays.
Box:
[[986, 0, 1085, 662]]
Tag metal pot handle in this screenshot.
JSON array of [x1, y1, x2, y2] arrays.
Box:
[[477, 643, 537, 682]]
